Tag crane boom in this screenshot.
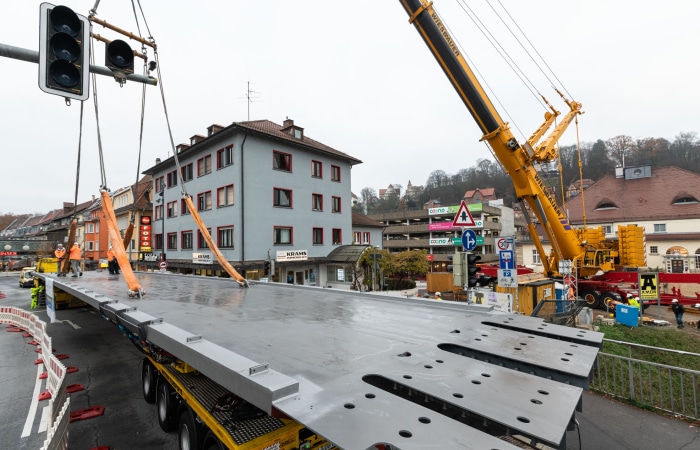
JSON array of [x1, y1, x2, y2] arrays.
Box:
[[398, 0, 600, 274]]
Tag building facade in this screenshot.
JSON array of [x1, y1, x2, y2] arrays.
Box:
[[143, 118, 363, 285], [520, 166, 700, 273], [367, 202, 523, 270]]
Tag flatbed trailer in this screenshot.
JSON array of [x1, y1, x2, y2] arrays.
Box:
[[35, 271, 603, 449]]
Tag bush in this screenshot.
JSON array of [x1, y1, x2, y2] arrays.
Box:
[[384, 278, 416, 290]]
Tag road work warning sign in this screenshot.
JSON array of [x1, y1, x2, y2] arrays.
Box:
[[638, 273, 659, 301]]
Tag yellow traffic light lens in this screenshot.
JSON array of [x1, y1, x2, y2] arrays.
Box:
[[50, 32, 81, 62]]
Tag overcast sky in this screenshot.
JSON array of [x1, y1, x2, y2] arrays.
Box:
[[2, 1, 699, 215]]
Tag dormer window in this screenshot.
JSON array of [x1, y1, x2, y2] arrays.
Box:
[[595, 198, 618, 210], [294, 128, 302, 139], [672, 192, 698, 204]]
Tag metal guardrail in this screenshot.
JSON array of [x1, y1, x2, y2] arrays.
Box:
[[592, 340, 700, 421]]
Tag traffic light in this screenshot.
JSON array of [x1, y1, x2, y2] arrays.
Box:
[[447, 253, 465, 287], [263, 260, 270, 276], [105, 39, 135, 75], [466, 253, 482, 288], [38, 3, 90, 101]]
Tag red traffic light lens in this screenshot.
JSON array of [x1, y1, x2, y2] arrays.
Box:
[[49, 5, 82, 38]]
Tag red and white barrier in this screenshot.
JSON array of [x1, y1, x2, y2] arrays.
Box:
[[1, 306, 69, 450]]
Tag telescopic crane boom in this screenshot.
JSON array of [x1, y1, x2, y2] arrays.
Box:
[[398, 0, 644, 277]]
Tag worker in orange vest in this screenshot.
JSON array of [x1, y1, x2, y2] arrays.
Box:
[[69, 243, 83, 278], [107, 246, 119, 275], [54, 244, 66, 276]]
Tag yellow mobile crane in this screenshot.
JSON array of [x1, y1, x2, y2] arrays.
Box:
[[398, 0, 646, 279]]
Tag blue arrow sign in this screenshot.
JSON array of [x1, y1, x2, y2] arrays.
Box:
[[462, 229, 477, 251]]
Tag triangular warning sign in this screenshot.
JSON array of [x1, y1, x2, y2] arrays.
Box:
[[452, 200, 476, 227]]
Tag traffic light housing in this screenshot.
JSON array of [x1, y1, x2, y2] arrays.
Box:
[[263, 260, 271, 276], [447, 253, 465, 287], [105, 39, 135, 74], [466, 253, 482, 288], [39, 3, 90, 101]]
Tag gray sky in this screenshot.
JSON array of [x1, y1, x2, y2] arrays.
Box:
[[2, 1, 699, 215]]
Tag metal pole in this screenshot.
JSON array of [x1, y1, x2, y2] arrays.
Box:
[[0, 43, 158, 86]]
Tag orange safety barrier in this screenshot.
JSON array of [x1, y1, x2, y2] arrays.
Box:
[[101, 191, 143, 295], [183, 196, 247, 286]]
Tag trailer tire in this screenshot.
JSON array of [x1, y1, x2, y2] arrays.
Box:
[[580, 290, 601, 309], [179, 407, 201, 450], [142, 359, 157, 404], [202, 431, 224, 450], [600, 293, 619, 310], [157, 380, 178, 432]]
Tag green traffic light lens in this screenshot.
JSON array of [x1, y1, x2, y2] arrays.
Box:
[[50, 33, 81, 62], [49, 60, 80, 88], [49, 6, 82, 38]]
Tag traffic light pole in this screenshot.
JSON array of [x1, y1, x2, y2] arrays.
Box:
[[0, 42, 157, 86]]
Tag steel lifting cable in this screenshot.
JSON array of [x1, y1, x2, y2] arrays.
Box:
[[493, 0, 575, 101], [447, 3, 530, 141]]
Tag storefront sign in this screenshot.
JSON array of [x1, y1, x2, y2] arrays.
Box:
[[276, 250, 308, 262], [193, 252, 212, 264]]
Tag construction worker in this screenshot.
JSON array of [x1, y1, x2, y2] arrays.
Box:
[[434, 291, 442, 300], [69, 243, 83, 278], [107, 246, 119, 275], [695, 303, 700, 329], [671, 299, 685, 328], [54, 244, 66, 276]]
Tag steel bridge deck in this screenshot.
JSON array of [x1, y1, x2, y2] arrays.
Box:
[[41, 271, 602, 450]]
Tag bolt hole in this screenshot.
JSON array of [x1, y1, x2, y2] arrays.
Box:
[[344, 403, 355, 409], [537, 390, 550, 395], [471, 380, 481, 385], [453, 393, 464, 398], [399, 430, 413, 438], [365, 393, 375, 399], [418, 417, 431, 424], [531, 399, 542, 404], [403, 375, 413, 379], [517, 416, 531, 423]]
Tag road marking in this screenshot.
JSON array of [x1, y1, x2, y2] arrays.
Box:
[[55, 319, 81, 330], [21, 364, 44, 437]]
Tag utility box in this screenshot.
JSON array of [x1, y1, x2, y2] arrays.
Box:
[[616, 305, 640, 327]]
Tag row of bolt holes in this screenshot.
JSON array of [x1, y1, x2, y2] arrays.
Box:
[[454, 329, 578, 362], [343, 370, 549, 438]]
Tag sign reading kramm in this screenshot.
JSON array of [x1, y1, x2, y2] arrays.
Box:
[[638, 272, 659, 301], [276, 250, 308, 262], [192, 252, 212, 264]]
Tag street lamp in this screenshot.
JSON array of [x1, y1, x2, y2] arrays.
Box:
[[22, 244, 30, 267]]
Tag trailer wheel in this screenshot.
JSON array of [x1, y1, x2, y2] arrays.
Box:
[[179, 407, 201, 450], [142, 359, 157, 404], [202, 431, 224, 450], [600, 293, 618, 310], [580, 290, 601, 309], [157, 380, 178, 432]]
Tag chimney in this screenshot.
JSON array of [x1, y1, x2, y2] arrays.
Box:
[[176, 144, 190, 154], [283, 118, 294, 128], [155, 158, 161, 165]]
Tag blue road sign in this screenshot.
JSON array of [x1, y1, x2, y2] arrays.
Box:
[[499, 250, 513, 269], [462, 229, 477, 251]]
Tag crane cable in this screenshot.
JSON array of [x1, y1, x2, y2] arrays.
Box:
[[131, 1, 247, 286]]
